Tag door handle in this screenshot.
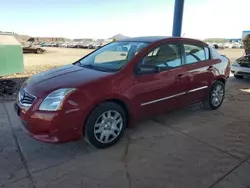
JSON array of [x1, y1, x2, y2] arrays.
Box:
[[177, 74, 184, 78], [207, 66, 214, 71]]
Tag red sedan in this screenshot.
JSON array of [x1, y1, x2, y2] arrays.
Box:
[[15, 36, 230, 148]]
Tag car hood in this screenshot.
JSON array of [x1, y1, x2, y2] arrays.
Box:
[[235, 55, 250, 67], [25, 64, 112, 97]]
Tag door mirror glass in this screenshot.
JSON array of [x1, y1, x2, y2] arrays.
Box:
[[137, 65, 160, 74]]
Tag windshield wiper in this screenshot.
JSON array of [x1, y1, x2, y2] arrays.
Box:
[[81, 64, 97, 69], [80, 64, 117, 72]]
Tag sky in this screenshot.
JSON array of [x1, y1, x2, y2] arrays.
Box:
[[0, 0, 250, 39]]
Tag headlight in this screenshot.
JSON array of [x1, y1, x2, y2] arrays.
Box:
[[39, 88, 75, 111]]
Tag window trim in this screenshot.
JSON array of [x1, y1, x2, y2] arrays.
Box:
[[182, 43, 209, 66], [204, 46, 210, 60], [134, 41, 185, 75]]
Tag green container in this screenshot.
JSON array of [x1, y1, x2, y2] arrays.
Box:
[[0, 35, 24, 76]]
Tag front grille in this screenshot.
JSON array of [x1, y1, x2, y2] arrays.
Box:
[[19, 88, 36, 107]]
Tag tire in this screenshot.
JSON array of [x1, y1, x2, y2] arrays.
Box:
[[36, 48, 43, 54], [202, 80, 225, 110], [85, 102, 126, 149], [234, 75, 244, 79]]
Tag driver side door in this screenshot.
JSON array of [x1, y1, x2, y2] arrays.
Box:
[[133, 42, 191, 119]]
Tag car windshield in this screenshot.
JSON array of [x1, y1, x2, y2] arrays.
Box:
[[78, 41, 149, 72]]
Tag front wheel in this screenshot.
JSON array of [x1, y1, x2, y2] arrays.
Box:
[[203, 80, 225, 110], [85, 102, 126, 149], [36, 48, 43, 54]]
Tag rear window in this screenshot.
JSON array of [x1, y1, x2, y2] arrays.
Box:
[[184, 44, 207, 64]]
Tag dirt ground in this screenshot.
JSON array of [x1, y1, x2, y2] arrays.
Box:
[[218, 48, 244, 61], [24, 47, 94, 68]]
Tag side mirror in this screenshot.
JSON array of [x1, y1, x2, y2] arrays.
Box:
[[137, 65, 159, 74], [120, 53, 127, 57]]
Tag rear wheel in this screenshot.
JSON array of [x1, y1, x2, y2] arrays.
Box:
[[234, 75, 244, 79], [203, 80, 225, 110], [85, 102, 126, 149]]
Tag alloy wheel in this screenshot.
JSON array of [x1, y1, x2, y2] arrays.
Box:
[[211, 84, 224, 107], [94, 110, 123, 144]]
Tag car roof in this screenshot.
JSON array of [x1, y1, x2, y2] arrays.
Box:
[[119, 36, 171, 43], [118, 36, 208, 47]]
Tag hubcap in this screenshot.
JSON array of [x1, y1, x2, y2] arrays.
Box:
[[211, 84, 224, 107], [94, 110, 123, 144]]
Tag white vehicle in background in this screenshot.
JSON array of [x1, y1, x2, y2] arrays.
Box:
[[59, 43, 69, 48], [231, 55, 250, 79], [223, 43, 230, 48], [224, 42, 243, 49], [231, 42, 241, 48], [228, 43, 234, 48], [231, 35, 250, 79], [206, 42, 219, 49], [239, 42, 243, 48], [218, 43, 223, 48]]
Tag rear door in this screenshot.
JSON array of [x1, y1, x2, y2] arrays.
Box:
[[182, 43, 218, 103]]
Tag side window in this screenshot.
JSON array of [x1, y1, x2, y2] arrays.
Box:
[[184, 44, 207, 64], [142, 44, 182, 69], [204, 47, 210, 59], [147, 48, 159, 57]]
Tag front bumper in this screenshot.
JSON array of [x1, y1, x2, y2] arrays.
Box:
[[231, 66, 250, 76], [14, 102, 84, 143]]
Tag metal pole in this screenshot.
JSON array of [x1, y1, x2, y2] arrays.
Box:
[[172, 0, 185, 37]]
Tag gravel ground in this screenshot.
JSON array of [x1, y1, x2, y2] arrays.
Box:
[[0, 48, 244, 102], [0, 65, 57, 101]]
